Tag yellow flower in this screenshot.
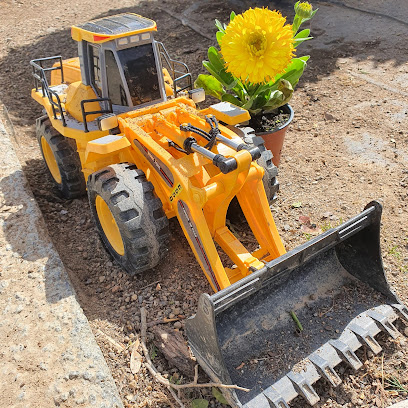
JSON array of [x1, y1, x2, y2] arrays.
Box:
[[295, 2, 314, 19], [220, 8, 295, 84]]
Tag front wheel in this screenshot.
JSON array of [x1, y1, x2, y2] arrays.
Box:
[[87, 163, 170, 274]]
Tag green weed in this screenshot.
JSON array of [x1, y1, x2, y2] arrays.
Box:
[[150, 344, 158, 360], [389, 245, 402, 260], [386, 376, 408, 393]]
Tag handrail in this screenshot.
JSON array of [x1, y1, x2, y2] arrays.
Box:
[[30, 56, 66, 126], [81, 98, 113, 133], [156, 42, 192, 96]]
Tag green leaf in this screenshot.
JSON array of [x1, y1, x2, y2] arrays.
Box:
[[203, 59, 235, 89], [221, 93, 243, 107], [216, 31, 225, 46], [251, 89, 271, 111], [225, 78, 239, 91], [212, 387, 229, 405], [263, 79, 293, 111], [230, 11, 236, 21], [295, 28, 310, 39], [207, 47, 225, 72], [294, 29, 313, 47], [273, 57, 309, 89], [194, 74, 224, 100], [262, 91, 284, 112], [214, 19, 225, 33], [192, 399, 209, 408]]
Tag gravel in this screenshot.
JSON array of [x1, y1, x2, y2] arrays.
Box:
[[0, 119, 123, 408]]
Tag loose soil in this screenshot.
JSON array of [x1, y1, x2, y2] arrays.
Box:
[[248, 109, 291, 133], [1, 0, 407, 407]]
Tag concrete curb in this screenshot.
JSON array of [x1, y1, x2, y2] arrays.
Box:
[[388, 402, 408, 408], [0, 118, 123, 407]]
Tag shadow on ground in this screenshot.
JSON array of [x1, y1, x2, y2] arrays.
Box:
[[0, 0, 407, 127]]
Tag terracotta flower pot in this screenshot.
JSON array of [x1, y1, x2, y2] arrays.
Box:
[[256, 104, 294, 167]]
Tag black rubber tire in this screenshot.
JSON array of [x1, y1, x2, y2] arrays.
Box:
[[240, 127, 279, 204], [88, 163, 170, 274], [36, 117, 86, 199]]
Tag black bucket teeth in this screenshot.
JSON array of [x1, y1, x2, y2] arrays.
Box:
[[308, 353, 342, 387], [392, 303, 408, 322], [348, 322, 383, 354], [242, 305, 405, 407], [286, 372, 320, 405], [329, 339, 363, 370], [367, 309, 400, 339], [245, 387, 290, 408]]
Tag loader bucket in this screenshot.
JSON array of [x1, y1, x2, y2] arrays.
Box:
[[186, 201, 408, 408]]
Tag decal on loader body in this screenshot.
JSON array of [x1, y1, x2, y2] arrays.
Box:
[[169, 183, 182, 202], [177, 200, 220, 291], [133, 139, 174, 187]]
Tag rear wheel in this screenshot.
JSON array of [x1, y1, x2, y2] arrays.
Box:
[[36, 117, 86, 198], [88, 163, 170, 274], [240, 127, 279, 203], [227, 127, 279, 221]]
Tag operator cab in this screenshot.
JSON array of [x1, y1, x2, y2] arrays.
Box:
[[72, 14, 183, 114]]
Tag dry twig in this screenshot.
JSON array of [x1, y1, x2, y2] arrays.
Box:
[[96, 328, 125, 353], [139, 280, 161, 291], [147, 317, 185, 327], [140, 307, 250, 393], [167, 387, 185, 408]]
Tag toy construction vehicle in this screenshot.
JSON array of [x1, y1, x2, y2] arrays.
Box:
[[31, 13, 408, 408]]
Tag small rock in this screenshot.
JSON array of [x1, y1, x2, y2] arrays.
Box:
[[324, 112, 338, 121], [174, 321, 182, 329], [68, 371, 80, 379], [83, 372, 93, 381], [99, 276, 106, 283], [39, 362, 48, 371], [111, 285, 120, 293]]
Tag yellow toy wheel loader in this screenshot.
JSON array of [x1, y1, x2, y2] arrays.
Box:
[[30, 13, 408, 408]]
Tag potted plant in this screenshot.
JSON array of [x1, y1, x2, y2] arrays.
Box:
[[195, 2, 317, 166]]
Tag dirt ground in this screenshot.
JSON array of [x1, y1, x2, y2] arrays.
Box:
[[0, 0, 407, 407]]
